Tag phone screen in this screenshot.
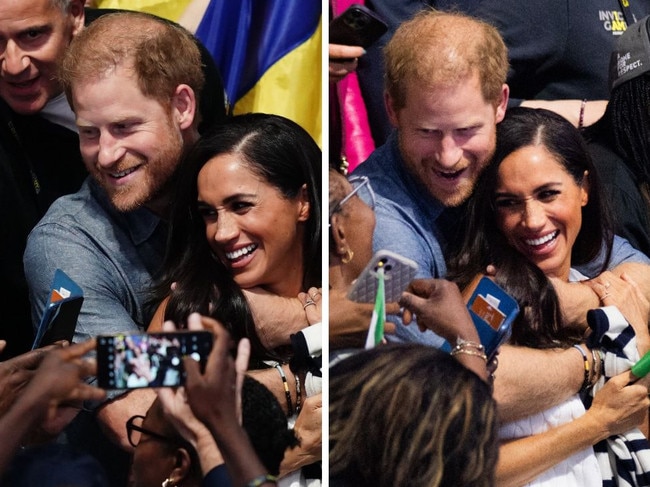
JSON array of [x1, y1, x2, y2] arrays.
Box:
[[96, 331, 213, 389]]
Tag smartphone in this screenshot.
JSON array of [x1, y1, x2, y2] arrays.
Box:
[[347, 250, 418, 303], [330, 4, 388, 49], [32, 269, 84, 350], [462, 275, 519, 360], [96, 331, 213, 390]]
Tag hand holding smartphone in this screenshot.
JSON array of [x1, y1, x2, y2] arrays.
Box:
[[462, 275, 519, 360], [32, 269, 84, 350], [330, 4, 388, 49], [347, 250, 418, 304], [96, 331, 213, 389]]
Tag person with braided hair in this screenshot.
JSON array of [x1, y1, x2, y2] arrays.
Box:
[[583, 15, 650, 255]]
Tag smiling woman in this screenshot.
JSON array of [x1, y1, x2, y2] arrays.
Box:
[[447, 107, 650, 486], [151, 112, 321, 360]]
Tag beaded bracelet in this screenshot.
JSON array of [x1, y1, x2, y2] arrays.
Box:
[[573, 344, 591, 393], [294, 371, 302, 415], [245, 473, 278, 487], [274, 364, 293, 416]]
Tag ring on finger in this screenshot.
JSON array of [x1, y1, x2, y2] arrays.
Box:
[[303, 299, 316, 309]]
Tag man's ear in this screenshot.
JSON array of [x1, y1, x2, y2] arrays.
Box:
[[495, 84, 510, 123], [385, 91, 399, 128], [172, 84, 197, 130], [69, 0, 86, 37]]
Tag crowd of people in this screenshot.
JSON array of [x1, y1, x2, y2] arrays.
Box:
[[0, 0, 322, 486], [7, 0, 650, 486]]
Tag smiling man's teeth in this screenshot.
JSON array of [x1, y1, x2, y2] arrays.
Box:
[[226, 244, 257, 261], [525, 231, 559, 246], [436, 169, 463, 179], [110, 167, 138, 178]]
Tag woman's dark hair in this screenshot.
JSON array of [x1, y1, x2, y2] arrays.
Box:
[[242, 376, 298, 475], [585, 73, 650, 190], [152, 113, 321, 359], [330, 344, 498, 487], [448, 107, 613, 348]]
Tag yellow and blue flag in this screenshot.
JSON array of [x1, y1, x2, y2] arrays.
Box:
[[95, 0, 322, 145]]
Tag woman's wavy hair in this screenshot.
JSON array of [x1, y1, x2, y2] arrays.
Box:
[[448, 107, 612, 348], [330, 344, 498, 487], [152, 113, 321, 359]]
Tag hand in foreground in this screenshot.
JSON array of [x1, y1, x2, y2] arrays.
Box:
[[329, 44, 365, 83], [183, 313, 249, 431], [0, 342, 70, 418], [25, 340, 105, 436], [279, 393, 322, 476], [155, 321, 226, 474], [588, 371, 650, 438], [399, 279, 475, 342], [584, 271, 650, 353]]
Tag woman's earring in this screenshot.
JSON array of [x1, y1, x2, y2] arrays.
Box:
[[162, 478, 177, 487], [341, 248, 354, 264]]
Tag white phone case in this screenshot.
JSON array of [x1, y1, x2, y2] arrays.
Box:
[[347, 250, 418, 303]]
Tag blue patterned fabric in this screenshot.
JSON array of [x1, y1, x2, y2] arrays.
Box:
[[585, 306, 650, 487]]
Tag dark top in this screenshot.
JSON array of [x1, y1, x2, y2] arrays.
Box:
[[585, 131, 650, 256]]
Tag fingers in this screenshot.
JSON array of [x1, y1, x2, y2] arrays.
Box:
[[162, 320, 178, 332], [621, 272, 648, 304], [398, 291, 429, 316], [235, 338, 250, 378], [59, 339, 96, 360], [235, 338, 250, 425], [405, 278, 436, 297], [329, 43, 365, 60]]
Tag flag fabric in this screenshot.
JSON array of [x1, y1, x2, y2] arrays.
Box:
[[95, 0, 322, 146], [364, 266, 386, 349]]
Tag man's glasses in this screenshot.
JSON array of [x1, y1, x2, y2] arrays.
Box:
[[126, 415, 176, 448], [330, 175, 376, 218]]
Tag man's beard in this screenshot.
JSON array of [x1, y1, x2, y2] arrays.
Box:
[[104, 134, 184, 214]]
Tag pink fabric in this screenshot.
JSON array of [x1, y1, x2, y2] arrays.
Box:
[[332, 0, 375, 172]]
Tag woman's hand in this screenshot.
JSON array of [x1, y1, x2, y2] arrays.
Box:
[[299, 287, 322, 325], [585, 271, 650, 354], [279, 393, 322, 477], [587, 371, 650, 438]]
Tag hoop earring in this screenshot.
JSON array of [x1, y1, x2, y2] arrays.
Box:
[[341, 248, 354, 264]]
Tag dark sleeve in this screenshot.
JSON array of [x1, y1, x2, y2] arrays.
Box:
[[202, 464, 233, 487], [471, 0, 570, 106]]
